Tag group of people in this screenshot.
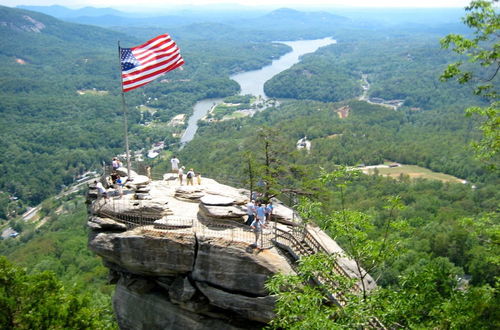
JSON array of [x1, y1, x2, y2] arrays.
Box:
[[94, 157, 126, 199], [245, 200, 274, 226], [171, 156, 201, 185], [245, 199, 274, 248]]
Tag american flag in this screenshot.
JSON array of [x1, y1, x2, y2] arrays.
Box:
[[120, 34, 185, 92]]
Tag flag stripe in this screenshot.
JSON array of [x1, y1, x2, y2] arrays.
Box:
[[122, 58, 185, 92], [120, 33, 184, 92], [122, 55, 184, 87], [123, 48, 180, 77], [132, 40, 176, 60]]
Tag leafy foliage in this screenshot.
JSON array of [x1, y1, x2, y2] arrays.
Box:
[[441, 0, 499, 165], [0, 6, 290, 217], [0, 256, 116, 329]]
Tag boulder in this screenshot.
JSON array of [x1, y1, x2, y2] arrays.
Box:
[[192, 237, 295, 296], [129, 174, 150, 186], [135, 193, 152, 200], [95, 199, 172, 219], [89, 229, 196, 276], [198, 203, 246, 222], [270, 202, 302, 225], [175, 186, 205, 201], [200, 195, 235, 206], [115, 167, 137, 177], [113, 282, 253, 330], [175, 184, 249, 205], [197, 282, 276, 323], [202, 184, 248, 205], [88, 216, 127, 232], [135, 186, 151, 193]]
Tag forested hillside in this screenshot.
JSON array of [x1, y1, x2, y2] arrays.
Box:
[[0, 3, 498, 328], [178, 100, 499, 327], [264, 33, 480, 110], [0, 5, 289, 218]]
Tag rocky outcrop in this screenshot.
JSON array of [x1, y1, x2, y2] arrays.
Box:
[[88, 176, 376, 329], [192, 237, 294, 296], [89, 229, 197, 277]]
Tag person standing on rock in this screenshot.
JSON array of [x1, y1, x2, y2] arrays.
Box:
[[171, 156, 180, 173], [196, 172, 202, 185], [186, 168, 195, 185], [94, 180, 108, 199], [245, 200, 256, 226], [115, 177, 124, 198], [255, 202, 267, 226], [112, 157, 121, 171], [265, 202, 274, 223], [251, 203, 266, 248], [178, 166, 185, 185]]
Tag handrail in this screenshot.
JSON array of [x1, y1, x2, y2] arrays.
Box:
[[88, 176, 383, 328], [90, 197, 274, 249]]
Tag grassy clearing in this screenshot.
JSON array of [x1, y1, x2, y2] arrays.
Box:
[[138, 104, 158, 114], [77, 89, 108, 96], [365, 165, 463, 183]]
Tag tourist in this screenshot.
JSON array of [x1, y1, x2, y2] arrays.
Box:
[[110, 172, 120, 184], [245, 200, 256, 225], [266, 202, 274, 222], [255, 202, 267, 226], [94, 180, 108, 199], [171, 156, 180, 173], [146, 165, 152, 179], [250, 208, 265, 249], [115, 177, 124, 198], [186, 168, 195, 185], [112, 157, 121, 171], [178, 166, 185, 185], [196, 173, 202, 185]]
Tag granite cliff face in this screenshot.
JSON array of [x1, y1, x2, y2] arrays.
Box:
[[88, 175, 375, 329]]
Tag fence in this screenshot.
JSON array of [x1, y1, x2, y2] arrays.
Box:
[[88, 181, 384, 328], [91, 197, 275, 249]]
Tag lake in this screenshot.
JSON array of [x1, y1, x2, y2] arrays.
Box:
[[180, 37, 336, 145]]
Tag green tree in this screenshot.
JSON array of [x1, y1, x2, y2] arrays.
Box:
[[314, 167, 406, 297], [0, 256, 116, 329], [440, 0, 499, 165]]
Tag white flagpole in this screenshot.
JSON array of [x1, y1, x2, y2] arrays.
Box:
[[118, 42, 132, 180]]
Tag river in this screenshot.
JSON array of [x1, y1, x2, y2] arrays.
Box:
[[180, 37, 336, 145]]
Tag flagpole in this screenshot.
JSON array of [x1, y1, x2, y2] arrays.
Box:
[[118, 41, 132, 180]]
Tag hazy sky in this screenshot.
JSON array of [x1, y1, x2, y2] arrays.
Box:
[[2, 0, 472, 10]]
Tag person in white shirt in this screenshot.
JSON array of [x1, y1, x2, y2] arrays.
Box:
[[178, 166, 185, 185], [245, 200, 256, 225], [94, 181, 108, 199], [171, 156, 180, 173]]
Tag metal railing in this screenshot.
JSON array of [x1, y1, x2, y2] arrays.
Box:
[[88, 178, 384, 328], [90, 196, 274, 249]]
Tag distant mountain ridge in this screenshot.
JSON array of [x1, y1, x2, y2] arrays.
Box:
[[17, 4, 127, 18], [245, 7, 350, 30], [0, 5, 133, 46], [14, 4, 350, 32]]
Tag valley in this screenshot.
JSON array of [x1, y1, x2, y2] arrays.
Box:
[[0, 2, 498, 329]]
